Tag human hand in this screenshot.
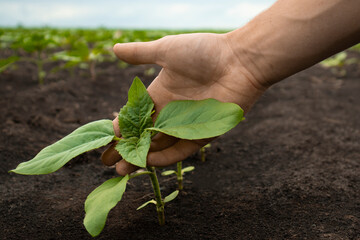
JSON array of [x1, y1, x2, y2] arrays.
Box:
[[101, 32, 267, 175]]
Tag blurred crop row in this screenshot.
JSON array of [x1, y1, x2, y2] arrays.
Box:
[[0, 28, 224, 84], [0, 27, 359, 84]]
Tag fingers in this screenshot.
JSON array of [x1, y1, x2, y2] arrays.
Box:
[[101, 142, 121, 166], [147, 139, 209, 167], [113, 41, 160, 65], [101, 118, 121, 166], [116, 159, 140, 176], [102, 132, 180, 173], [115, 139, 207, 176], [112, 117, 120, 137], [150, 132, 178, 151]]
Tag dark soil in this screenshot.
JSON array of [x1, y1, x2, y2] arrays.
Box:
[[1, 51, 359, 240]]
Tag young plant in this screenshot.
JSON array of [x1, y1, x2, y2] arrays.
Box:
[[52, 41, 111, 80], [320, 52, 358, 76], [200, 143, 211, 162], [162, 162, 194, 190], [12, 32, 57, 84], [10, 77, 244, 237]]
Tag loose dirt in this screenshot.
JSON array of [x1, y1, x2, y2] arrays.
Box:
[[1, 52, 359, 239]]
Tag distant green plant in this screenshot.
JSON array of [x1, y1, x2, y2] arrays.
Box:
[[144, 67, 156, 76], [0, 27, 231, 83], [351, 43, 360, 52], [320, 52, 358, 76], [10, 77, 244, 236], [11, 31, 58, 84], [52, 41, 112, 80], [0, 56, 19, 73]]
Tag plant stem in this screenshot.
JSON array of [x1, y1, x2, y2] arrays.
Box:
[[113, 136, 121, 141], [146, 167, 165, 225], [90, 60, 96, 80], [129, 171, 151, 180], [200, 147, 206, 162], [37, 52, 44, 85], [177, 161, 183, 190]]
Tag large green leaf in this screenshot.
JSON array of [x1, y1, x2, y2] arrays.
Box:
[[118, 77, 154, 138], [84, 175, 129, 237], [147, 99, 244, 140], [10, 120, 115, 175], [115, 131, 151, 168]]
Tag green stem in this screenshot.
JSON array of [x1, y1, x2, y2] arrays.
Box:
[[177, 161, 183, 190], [129, 171, 151, 180], [200, 147, 206, 162], [146, 167, 165, 225], [113, 136, 121, 141], [37, 52, 44, 85]]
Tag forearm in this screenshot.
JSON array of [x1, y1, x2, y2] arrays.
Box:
[[226, 0, 360, 87]]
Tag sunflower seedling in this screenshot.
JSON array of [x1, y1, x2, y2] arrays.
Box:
[[162, 162, 195, 190], [200, 143, 211, 162], [10, 77, 244, 237], [12, 32, 57, 84]]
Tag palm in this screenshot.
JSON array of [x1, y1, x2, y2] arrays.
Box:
[[103, 32, 265, 175], [148, 33, 240, 111]]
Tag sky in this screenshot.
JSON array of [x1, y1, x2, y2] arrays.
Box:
[[0, 0, 276, 29]]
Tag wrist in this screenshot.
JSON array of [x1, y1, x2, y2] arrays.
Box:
[[224, 28, 277, 89]]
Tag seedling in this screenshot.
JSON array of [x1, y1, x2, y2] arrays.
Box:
[[320, 52, 358, 76], [162, 162, 195, 190], [10, 77, 244, 237], [52, 41, 112, 80], [11, 31, 58, 84], [200, 143, 211, 162], [162, 142, 211, 190]]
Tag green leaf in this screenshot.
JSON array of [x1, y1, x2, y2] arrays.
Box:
[[136, 199, 156, 210], [161, 170, 176, 176], [181, 166, 195, 174], [0, 56, 19, 73], [84, 175, 129, 237], [115, 131, 151, 168], [321, 52, 347, 67], [148, 99, 244, 140], [204, 143, 211, 148], [118, 77, 154, 138], [10, 120, 115, 175], [164, 190, 179, 203]]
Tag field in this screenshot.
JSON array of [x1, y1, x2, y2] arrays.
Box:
[[1, 28, 359, 239]]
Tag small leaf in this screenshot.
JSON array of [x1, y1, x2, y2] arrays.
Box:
[[10, 120, 115, 175], [161, 170, 176, 176], [164, 190, 179, 203], [118, 77, 154, 138], [136, 199, 156, 210], [148, 99, 244, 140], [181, 166, 195, 174], [204, 143, 211, 148], [115, 131, 151, 168], [84, 175, 129, 237]]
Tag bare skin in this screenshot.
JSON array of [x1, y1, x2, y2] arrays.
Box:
[[102, 0, 360, 175]]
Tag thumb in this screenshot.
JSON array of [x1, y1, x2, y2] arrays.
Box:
[[113, 41, 160, 65]]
